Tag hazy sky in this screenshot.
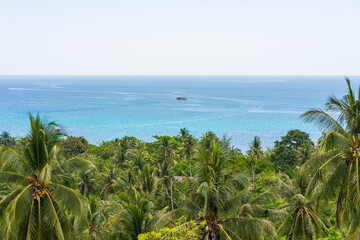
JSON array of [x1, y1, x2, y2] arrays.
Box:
[[0, 0, 359, 75]]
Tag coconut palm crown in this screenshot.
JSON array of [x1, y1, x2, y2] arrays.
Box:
[[274, 173, 328, 239], [300, 78, 360, 235], [0, 113, 92, 239]]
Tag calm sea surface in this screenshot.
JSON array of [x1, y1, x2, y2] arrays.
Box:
[[1, 76, 359, 150]]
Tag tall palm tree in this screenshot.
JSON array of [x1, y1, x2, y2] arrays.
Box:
[[0, 113, 91, 239], [179, 142, 278, 240], [158, 160, 175, 210], [180, 135, 197, 161], [180, 134, 197, 177], [300, 78, 360, 237], [0, 131, 15, 148], [248, 136, 263, 184], [249, 136, 263, 160], [153, 136, 177, 210]]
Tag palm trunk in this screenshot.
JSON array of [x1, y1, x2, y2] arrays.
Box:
[[189, 163, 192, 178], [356, 229, 359, 240], [278, 166, 281, 188], [251, 157, 258, 185], [251, 164, 255, 184], [170, 178, 174, 210], [165, 177, 174, 210]]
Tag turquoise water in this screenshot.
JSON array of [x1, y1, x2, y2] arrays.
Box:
[[1, 76, 359, 150]]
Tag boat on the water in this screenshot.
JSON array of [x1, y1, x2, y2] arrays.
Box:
[[176, 97, 187, 100]]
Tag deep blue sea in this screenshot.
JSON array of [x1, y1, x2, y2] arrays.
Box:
[[1, 75, 359, 150]]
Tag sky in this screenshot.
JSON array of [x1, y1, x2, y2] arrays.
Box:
[[0, 0, 359, 75]]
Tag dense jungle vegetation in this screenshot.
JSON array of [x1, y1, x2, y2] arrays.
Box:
[[0, 79, 359, 239]]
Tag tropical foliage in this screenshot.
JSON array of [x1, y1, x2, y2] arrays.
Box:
[[0, 114, 92, 239], [0, 78, 359, 239]]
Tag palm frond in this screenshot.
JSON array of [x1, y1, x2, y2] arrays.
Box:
[[1, 148, 34, 175], [0, 189, 22, 219], [0, 171, 27, 185], [8, 185, 32, 229], [58, 157, 95, 172], [302, 152, 342, 198], [42, 192, 65, 240], [225, 217, 279, 240], [300, 109, 346, 134], [52, 183, 83, 215], [322, 131, 351, 151]]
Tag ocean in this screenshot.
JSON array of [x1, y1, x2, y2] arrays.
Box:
[[1, 75, 359, 150]]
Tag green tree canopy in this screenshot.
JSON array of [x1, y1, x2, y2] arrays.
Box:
[[270, 130, 314, 176], [60, 136, 90, 158]]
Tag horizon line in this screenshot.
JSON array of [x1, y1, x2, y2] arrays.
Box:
[[0, 74, 359, 77]]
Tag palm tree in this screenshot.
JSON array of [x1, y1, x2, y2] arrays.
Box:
[[0, 131, 15, 148], [78, 169, 97, 198], [126, 141, 149, 171], [248, 136, 263, 184], [110, 189, 169, 239], [178, 142, 278, 240], [220, 134, 232, 150], [138, 164, 159, 195], [278, 194, 327, 240], [199, 131, 219, 151], [180, 134, 197, 162], [154, 136, 176, 163], [274, 173, 328, 239], [152, 136, 177, 210], [180, 134, 197, 177], [117, 167, 137, 193], [179, 128, 190, 139], [0, 113, 91, 239], [111, 136, 137, 168], [100, 167, 120, 196], [158, 160, 175, 210], [79, 195, 110, 240], [300, 78, 360, 237]]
